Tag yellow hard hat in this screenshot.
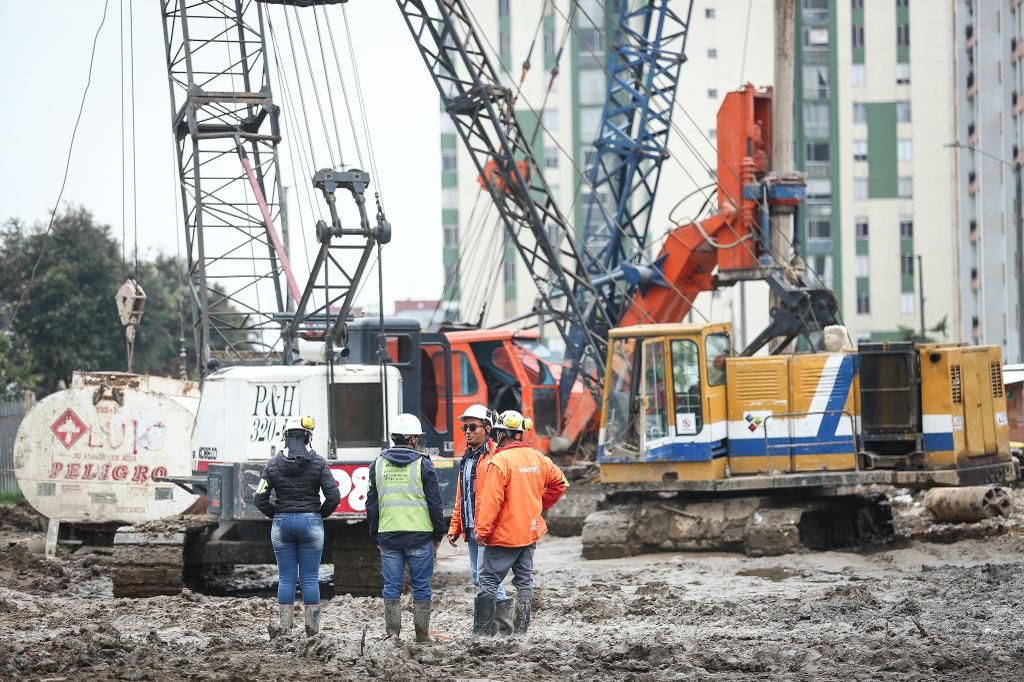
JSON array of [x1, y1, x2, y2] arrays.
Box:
[[494, 410, 533, 433]]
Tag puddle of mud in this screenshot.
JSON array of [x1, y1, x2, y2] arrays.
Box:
[[735, 566, 802, 582]]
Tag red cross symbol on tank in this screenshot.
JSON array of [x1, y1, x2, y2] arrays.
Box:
[[51, 409, 87, 450]]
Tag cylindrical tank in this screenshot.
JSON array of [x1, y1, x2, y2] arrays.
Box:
[[14, 371, 200, 523]]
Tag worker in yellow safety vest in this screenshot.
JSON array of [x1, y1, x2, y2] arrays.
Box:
[[365, 413, 445, 643]]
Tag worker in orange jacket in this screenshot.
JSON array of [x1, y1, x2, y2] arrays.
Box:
[[447, 404, 513, 634], [473, 410, 568, 636]]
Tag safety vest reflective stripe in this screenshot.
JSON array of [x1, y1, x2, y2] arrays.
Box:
[[375, 457, 432, 532]]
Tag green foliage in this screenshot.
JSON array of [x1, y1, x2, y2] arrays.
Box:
[[0, 492, 25, 505], [0, 333, 39, 400], [0, 207, 195, 394], [895, 325, 934, 344]]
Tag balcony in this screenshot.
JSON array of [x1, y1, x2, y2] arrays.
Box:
[[971, 267, 980, 290], [967, 71, 977, 98], [969, 170, 978, 195], [968, 122, 977, 145], [970, 219, 979, 242], [1014, 35, 1024, 62], [966, 23, 977, 50]]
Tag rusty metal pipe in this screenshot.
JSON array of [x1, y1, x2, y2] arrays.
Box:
[[924, 486, 1013, 523]]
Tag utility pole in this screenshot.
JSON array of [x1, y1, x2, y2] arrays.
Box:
[[771, 0, 796, 349], [917, 254, 925, 338]]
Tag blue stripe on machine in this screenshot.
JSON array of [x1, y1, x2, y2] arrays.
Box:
[[597, 440, 727, 463], [816, 356, 854, 440], [922, 432, 954, 451], [729, 436, 856, 457]]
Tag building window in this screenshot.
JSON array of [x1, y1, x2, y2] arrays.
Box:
[[543, 108, 558, 131], [544, 146, 559, 169], [855, 218, 869, 239], [854, 178, 869, 200], [443, 222, 459, 245], [808, 219, 832, 240], [708, 128, 717, 139], [810, 254, 834, 283], [901, 292, 915, 315], [853, 102, 867, 124], [803, 65, 830, 99], [853, 139, 868, 161], [856, 254, 870, 277], [579, 70, 605, 106], [806, 141, 830, 162], [851, 64, 866, 87], [706, 7, 716, 18], [900, 219, 913, 238], [805, 102, 830, 134], [851, 0, 864, 9], [896, 101, 912, 123], [707, 48, 717, 59], [896, 0, 909, 8], [851, 24, 865, 50], [896, 62, 911, 84], [805, 27, 829, 48], [901, 253, 915, 276], [896, 24, 910, 48], [498, 0, 510, 19], [807, 178, 832, 200], [578, 29, 605, 66], [898, 176, 913, 197], [898, 138, 913, 162], [441, 148, 457, 173], [580, 107, 602, 142], [857, 292, 871, 315], [708, 88, 718, 99], [442, 187, 458, 209], [544, 25, 555, 61]]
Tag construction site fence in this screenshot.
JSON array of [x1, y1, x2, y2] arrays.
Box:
[[0, 393, 33, 496]]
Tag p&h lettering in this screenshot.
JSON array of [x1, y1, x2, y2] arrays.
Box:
[[252, 384, 297, 417]]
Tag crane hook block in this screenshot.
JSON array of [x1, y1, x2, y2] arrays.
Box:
[[115, 279, 147, 328]]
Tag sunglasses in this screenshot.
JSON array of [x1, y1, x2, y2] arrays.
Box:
[[461, 423, 485, 433]]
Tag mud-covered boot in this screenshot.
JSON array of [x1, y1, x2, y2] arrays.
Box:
[[304, 605, 321, 636], [413, 600, 432, 643], [495, 598, 514, 636], [512, 594, 532, 636], [268, 604, 294, 639], [384, 598, 402, 638], [473, 594, 497, 637]]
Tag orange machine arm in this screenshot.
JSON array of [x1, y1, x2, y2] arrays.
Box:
[[619, 84, 775, 329]]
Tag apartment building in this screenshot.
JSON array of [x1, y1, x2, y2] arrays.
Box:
[[799, 0, 958, 344], [953, 0, 1024, 362]]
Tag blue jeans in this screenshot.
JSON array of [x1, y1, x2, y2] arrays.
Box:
[[466, 529, 507, 601], [271, 512, 324, 605], [380, 543, 434, 601]]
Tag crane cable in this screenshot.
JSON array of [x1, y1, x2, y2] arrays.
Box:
[[461, 1, 709, 327]]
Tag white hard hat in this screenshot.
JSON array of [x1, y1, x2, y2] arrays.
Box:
[[284, 415, 315, 437], [390, 413, 424, 436], [459, 404, 493, 425]]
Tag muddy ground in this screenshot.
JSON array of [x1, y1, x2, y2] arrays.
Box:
[[2, 492, 1024, 681]]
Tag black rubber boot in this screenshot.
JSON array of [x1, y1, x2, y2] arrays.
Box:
[[413, 600, 432, 643], [384, 598, 402, 638], [512, 594, 532, 636], [472, 595, 497, 636], [495, 598, 514, 636]]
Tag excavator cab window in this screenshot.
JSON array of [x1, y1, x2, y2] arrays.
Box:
[[603, 336, 641, 454], [643, 341, 669, 441], [671, 339, 703, 435], [705, 334, 730, 386]]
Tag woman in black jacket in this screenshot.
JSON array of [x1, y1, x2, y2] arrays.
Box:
[[254, 416, 341, 636]]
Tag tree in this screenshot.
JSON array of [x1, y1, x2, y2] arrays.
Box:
[[0, 333, 39, 400], [0, 208, 201, 392], [895, 325, 934, 344], [1, 207, 259, 394]]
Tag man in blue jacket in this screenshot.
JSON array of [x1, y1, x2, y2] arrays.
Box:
[[365, 413, 445, 643]]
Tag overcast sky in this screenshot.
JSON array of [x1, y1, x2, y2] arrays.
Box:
[[0, 1, 443, 311]]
